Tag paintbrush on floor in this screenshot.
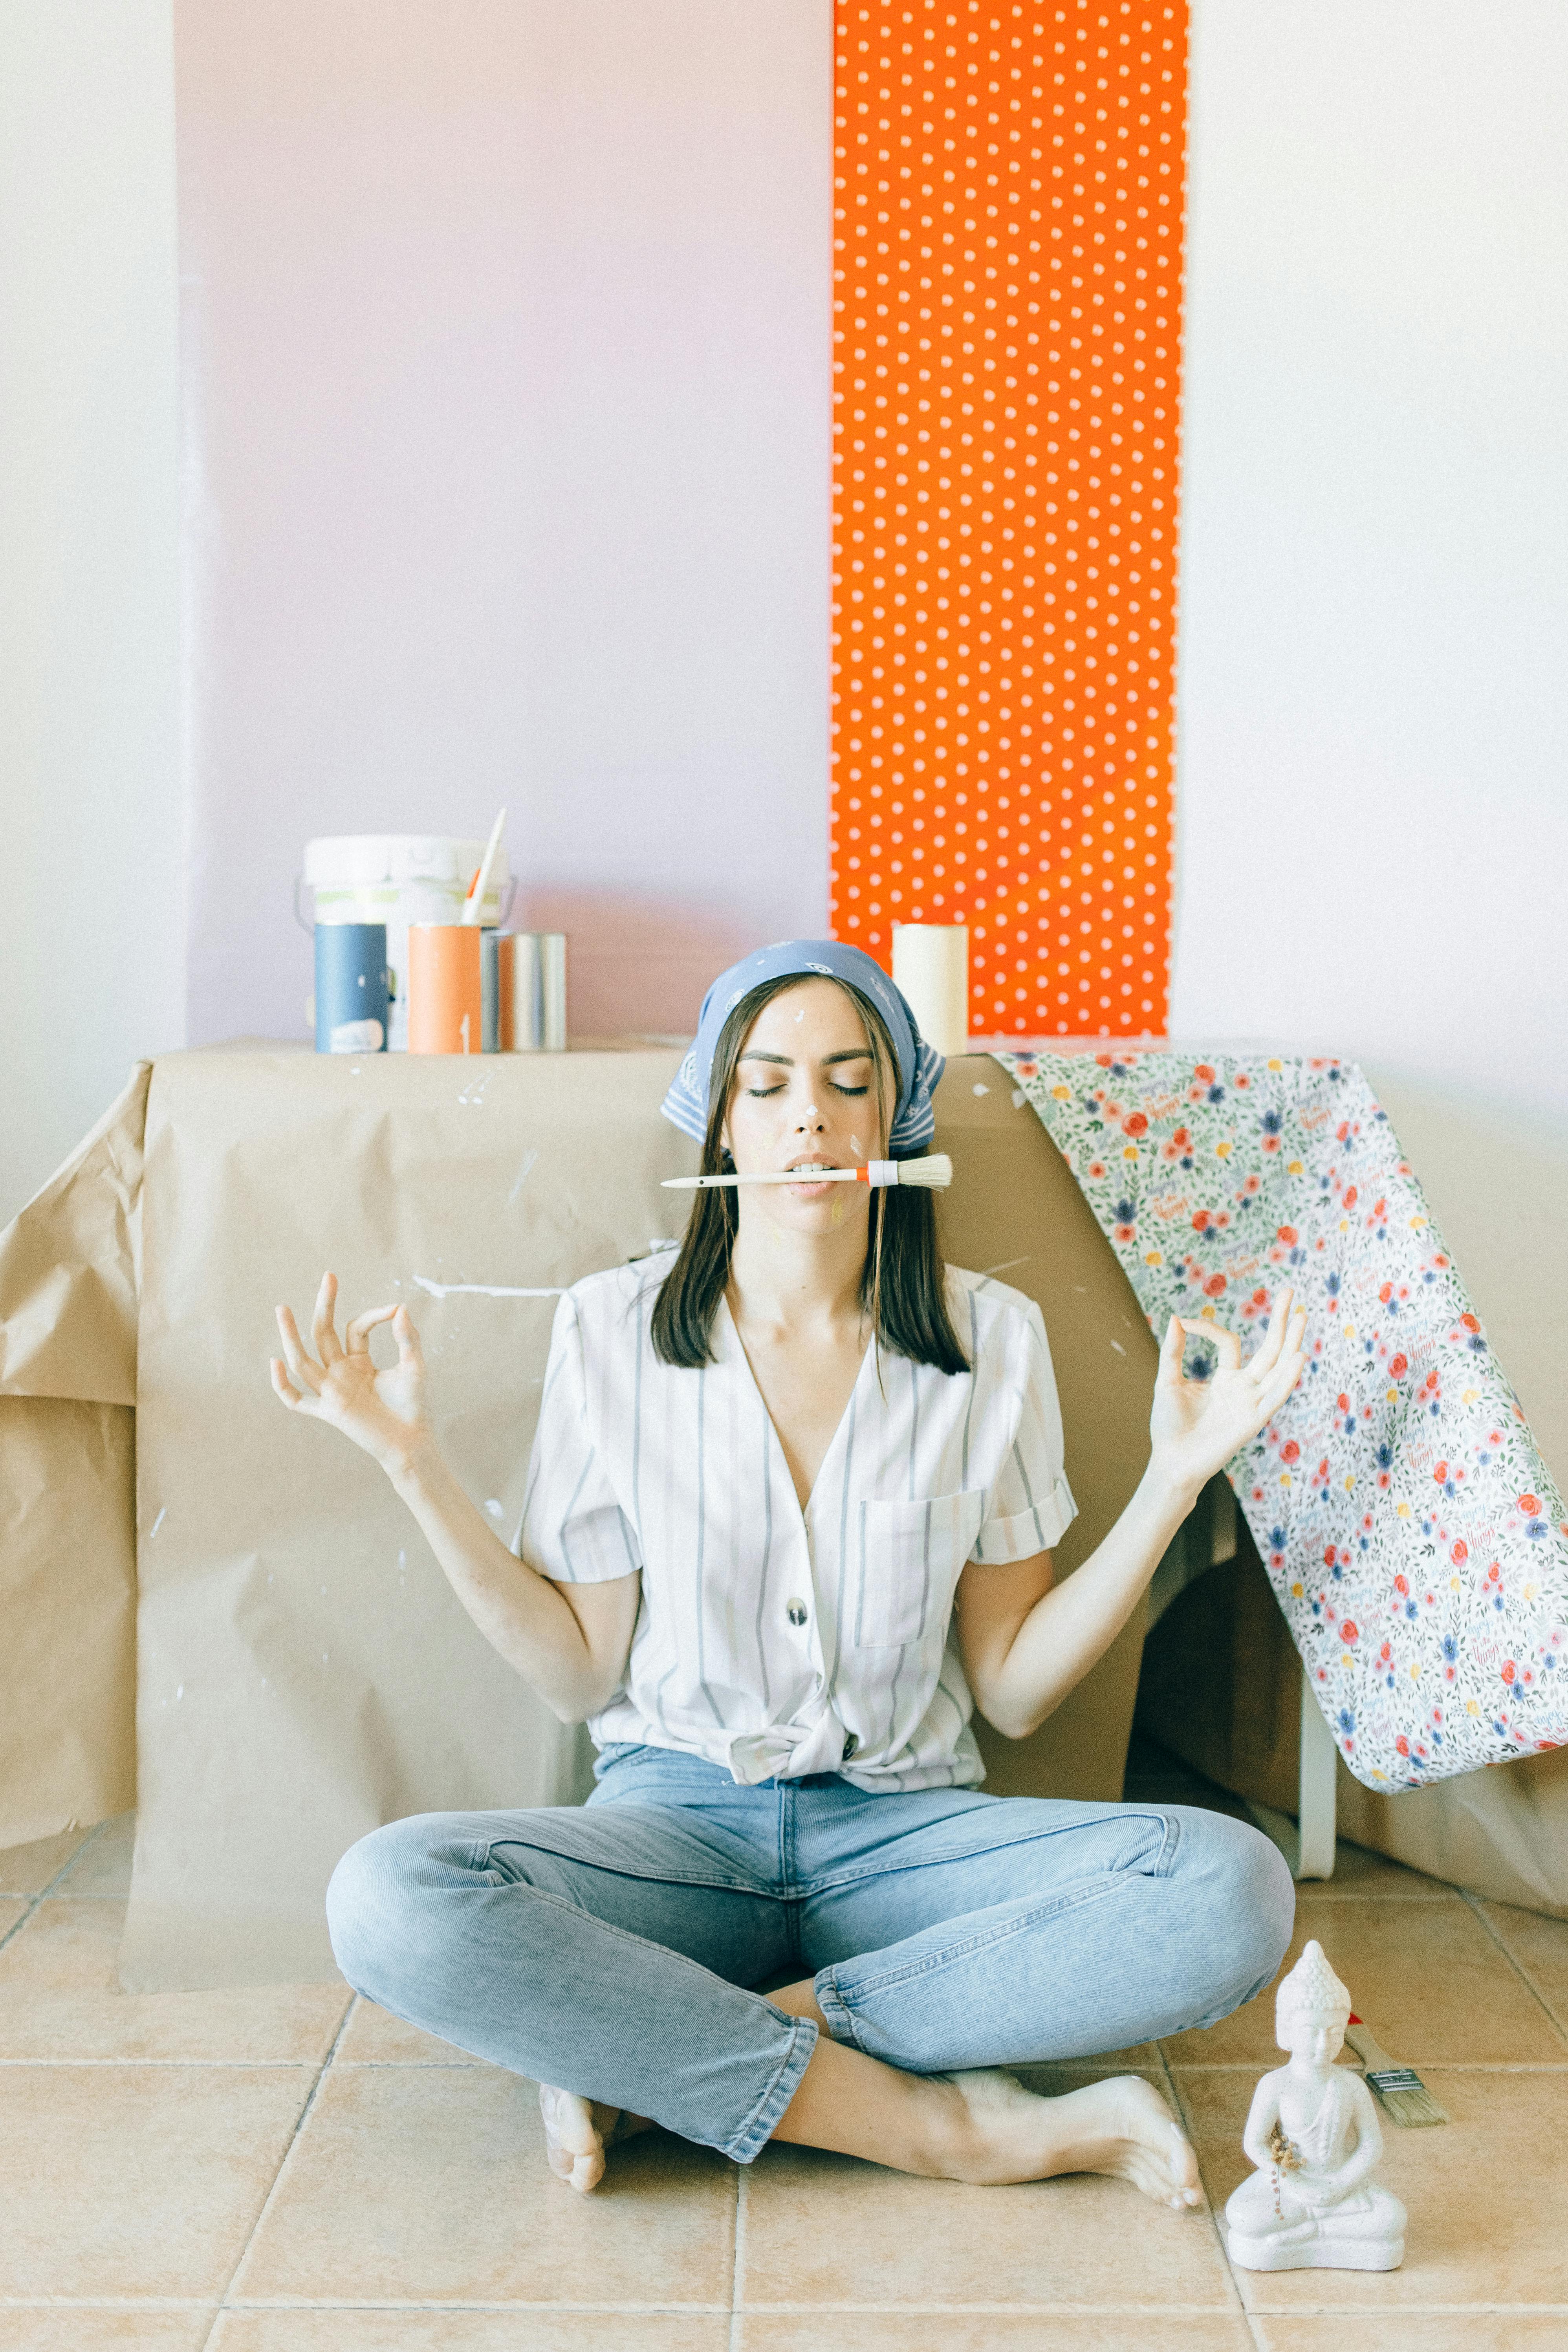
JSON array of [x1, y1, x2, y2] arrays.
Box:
[[1345, 2013, 1449, 2127]]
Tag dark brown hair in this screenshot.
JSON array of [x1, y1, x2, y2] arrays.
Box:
[[650, 975, 969, 1376]]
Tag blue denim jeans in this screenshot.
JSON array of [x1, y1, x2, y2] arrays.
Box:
[[326, 1742, 1293, 2164]]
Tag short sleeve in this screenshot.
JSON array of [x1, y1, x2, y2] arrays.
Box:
[[516, 1292, 643, 1585], [968, 1298, 1078, 1564]]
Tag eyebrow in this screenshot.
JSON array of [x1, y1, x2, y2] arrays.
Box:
[[738, 1048, 875, 1067]]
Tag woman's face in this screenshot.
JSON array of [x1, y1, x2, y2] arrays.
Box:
[[720, 979, 888, 1233]]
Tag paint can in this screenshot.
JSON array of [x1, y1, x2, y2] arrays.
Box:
[[483, 932, 568, 1052], [314, 923, 390, 1054], [407, 924, 483, 1054], [299, 836, 513, 1050]]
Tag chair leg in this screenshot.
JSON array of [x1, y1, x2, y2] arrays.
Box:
[[1245, 1662, 1338, 1881]]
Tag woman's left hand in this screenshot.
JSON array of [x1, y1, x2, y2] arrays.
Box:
[[1148, 1285, 1308, 1501]]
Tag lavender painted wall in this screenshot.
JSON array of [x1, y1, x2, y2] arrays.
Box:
[[177, 0, 832, 1045]]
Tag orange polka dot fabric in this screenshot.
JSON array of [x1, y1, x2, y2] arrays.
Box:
[[830, 0, 1187, 1039]]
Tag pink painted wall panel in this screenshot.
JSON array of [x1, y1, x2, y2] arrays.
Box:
[[176, 0, 832, 1044]]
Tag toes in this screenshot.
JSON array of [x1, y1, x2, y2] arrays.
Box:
[[539, 2083, 610, 2193], [539, 2084, 600, 2156], [1167, 2120, 1202, 2199]]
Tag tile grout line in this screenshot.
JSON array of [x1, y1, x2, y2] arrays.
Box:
[[728, 2156, 749, 2348], [196, 1987, 360, 2352], [1153, 2035, 1256, 2334], [1460, 1888, 1568, 2048], [13, 2296, 1568, 2317], [0, 1820, 114, 1958]]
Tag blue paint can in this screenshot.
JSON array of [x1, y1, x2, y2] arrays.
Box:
[[315, 923, 390, 1053]]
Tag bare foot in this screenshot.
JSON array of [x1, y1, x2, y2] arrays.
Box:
[[537, 2084, 654, 2194], [941, 2068, 1203, 2209]]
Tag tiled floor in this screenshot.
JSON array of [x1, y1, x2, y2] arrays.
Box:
[[3, 1747, 1567, 2352]]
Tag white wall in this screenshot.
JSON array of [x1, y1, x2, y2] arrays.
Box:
[[1173, 0, 1568, 1128], [0, 0, 184, 1225], [176, 0, 832, 1050]]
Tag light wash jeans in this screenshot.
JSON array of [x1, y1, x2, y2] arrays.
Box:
[[327, 1742, 1294, 2164]]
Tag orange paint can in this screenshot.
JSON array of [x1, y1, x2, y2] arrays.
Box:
[[407, 923, 483, 1055]]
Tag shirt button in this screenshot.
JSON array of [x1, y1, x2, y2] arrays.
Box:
[[786, 1599, 809, 1628], [842, 1732, 859, 1759]]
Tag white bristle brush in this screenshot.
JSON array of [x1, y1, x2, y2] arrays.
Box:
[[663, 1154, 953, 1193], [1345, 2014, 1448, 2128]]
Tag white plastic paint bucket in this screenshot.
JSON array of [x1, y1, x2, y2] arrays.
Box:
[[299, 835, 513, 1051]]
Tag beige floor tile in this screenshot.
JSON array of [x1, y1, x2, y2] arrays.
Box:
[[232, 2064, 735, 2308], [1176, 2065, 1568, 2309], [0, 1828, 91, 1896], [739, 2319, 1255, 2351], [334, 1997, 485, 2064], [1161, 1894, 1568, 2067], [211, 2317, 731, 2352], [1255, 2320, 1568, 2352], [1474, 1899, 1568, 2033], [0, 2315, 216, 2352], [0, 2063, 312, 2298], [0, 1899, 352, 2063], [53, 1812, 137, 1896], [1314, 1841, 1461, 1900], [739, 2068, 1233, 2312]]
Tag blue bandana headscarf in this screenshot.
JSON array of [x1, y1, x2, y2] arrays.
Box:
[[660, 940, 945, 1154]]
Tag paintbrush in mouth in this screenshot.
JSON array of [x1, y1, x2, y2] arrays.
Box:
[[663, 1154, 953, 1193]]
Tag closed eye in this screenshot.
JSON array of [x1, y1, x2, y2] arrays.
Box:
[[745, 1081, 870, 1098]]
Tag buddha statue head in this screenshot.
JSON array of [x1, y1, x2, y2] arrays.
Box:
[[1274, 1939, 1352, 2064]]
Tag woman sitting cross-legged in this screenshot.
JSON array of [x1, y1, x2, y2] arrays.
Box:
[[271, 940, 1303, 2209]]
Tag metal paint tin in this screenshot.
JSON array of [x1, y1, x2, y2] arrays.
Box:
[[483, 932, 568, 1052], [407, 923, 484, 1054], [314, 923, 390, 1054]]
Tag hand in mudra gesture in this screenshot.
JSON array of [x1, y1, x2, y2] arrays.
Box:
[[1149, 1284, 1307, 1497], [271, 1272, 430, 1472]]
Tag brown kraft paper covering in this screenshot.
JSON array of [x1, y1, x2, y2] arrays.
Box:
[[0, 1398, 137, 1844], [0, 1064, 147, 1844], [116, 1048, 1159, 1988], [6, 1042, 1566, 1973]]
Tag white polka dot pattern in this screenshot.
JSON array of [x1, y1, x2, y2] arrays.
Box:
[[830, 0, 1187, 1038]]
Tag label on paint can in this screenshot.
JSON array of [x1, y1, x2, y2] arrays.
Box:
[[328, 1018, 385, 1054]]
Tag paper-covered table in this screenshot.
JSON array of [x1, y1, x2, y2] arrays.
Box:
[[0, 1045, 1167, 1988]]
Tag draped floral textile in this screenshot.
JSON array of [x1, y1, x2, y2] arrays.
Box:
[[995, 1049, 1568, 1790]]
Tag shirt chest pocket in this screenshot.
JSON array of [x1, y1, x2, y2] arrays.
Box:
[[851, 1492, 986, 1650]]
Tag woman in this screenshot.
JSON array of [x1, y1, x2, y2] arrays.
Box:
[[272, 940, 1303, 2209]]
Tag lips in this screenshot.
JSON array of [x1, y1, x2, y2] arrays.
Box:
[[783, 1160, 840, 1191]]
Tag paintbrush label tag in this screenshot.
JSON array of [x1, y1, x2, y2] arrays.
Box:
[[1364, 2068, 1424, 2094]]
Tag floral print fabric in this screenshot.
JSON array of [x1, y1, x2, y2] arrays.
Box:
[[994, 1049, 1568, 1790]]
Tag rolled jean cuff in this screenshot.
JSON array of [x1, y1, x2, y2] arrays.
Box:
[[725, 2013, 819, 2165], [812, 1967, 865, 2053]]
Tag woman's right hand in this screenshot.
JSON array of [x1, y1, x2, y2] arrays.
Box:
[[271, 1272, 432, 1475]]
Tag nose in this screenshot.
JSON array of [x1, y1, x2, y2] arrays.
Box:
[[795, 1101, 824, 1131]]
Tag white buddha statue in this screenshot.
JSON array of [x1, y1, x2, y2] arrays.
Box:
[[1225, 1940, 1406, 2273]]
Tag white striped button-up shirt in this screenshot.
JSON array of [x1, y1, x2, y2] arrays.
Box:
[[517, 1259, 1078, 1790]]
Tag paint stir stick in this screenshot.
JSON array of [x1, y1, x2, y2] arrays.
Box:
[[663, 1154, 953, 1192]]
